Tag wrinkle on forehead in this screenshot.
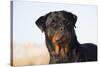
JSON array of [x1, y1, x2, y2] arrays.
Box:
[[50, 12, 65, 19], [46, 12, 66, 26]]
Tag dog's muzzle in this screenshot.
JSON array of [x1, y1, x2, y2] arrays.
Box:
[[52, 32, 65, 47]]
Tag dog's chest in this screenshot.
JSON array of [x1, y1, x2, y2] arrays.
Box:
[[49, 49, 80, 63]]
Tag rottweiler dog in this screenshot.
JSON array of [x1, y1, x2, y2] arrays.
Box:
[[35, 10, 97, 64]]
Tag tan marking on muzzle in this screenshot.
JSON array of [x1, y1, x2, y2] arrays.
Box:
[[48, 32, 69, 57], [52, 32, 61, 55], [60, 48, 68, 58], [52, 32, 67, 55], [55, 44, 61, 55], [52, 32, 62, 43]]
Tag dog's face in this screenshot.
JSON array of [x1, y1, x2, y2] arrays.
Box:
[[36, 11, 77, 57]]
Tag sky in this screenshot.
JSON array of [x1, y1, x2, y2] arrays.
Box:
[[13, 1, 98, 45]]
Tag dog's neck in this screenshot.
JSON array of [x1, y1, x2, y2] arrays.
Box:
[[45, 32, 80, 63]]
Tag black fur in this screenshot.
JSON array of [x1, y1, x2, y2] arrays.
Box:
[[35, 10, 97, 64]]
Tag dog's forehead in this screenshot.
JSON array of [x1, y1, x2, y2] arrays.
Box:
[[46, 12, 66, 25], [48, 12, 65, 19]]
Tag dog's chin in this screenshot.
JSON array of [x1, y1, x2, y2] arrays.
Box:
[[52, 40, 69, 57]]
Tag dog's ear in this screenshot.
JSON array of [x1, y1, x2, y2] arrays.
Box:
[[35, 16, 46, 32], [68, 13, 77, 28], [61, 11, 77, 28], [72, 14, 77, 28], [35, 13, 51, 32]]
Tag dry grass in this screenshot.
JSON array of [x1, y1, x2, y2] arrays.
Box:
[[12, 42, 50, 66]]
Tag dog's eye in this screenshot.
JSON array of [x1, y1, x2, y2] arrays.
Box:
[[51, 22, 56, 27], [67, 23, 70, 25], [66, 22, 70, 26], [63, 20, 68, 22], [59, 23, 63, 26]]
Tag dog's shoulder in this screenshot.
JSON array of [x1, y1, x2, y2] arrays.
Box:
[[78, 43, 97, 61], [80, 43, 97, 51]]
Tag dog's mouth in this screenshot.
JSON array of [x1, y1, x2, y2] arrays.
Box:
[[52, 32, 66, 46], [53, 37, 65, 48], [52, 32, 69, 57]]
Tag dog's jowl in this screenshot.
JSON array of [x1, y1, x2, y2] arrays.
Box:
[[35, 11, 97, 64]]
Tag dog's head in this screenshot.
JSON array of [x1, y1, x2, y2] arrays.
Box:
[[35, 11, 77, 56]]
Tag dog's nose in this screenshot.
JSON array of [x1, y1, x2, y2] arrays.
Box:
[[60, 27, 64, 32]]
